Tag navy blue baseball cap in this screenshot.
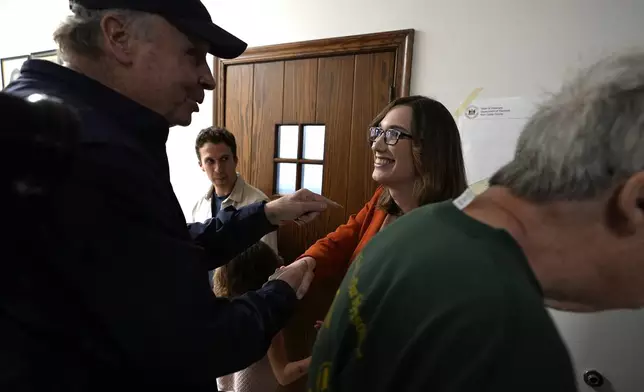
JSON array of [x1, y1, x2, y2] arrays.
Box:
[[69, 0, 247, 59]]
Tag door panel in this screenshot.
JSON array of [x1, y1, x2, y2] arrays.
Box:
[[224, 64, 253, 180], [347, 52, 396, 216], [251, 62, 284, 192], [283, 58, 318, 123], [316, 55, 357, 233]]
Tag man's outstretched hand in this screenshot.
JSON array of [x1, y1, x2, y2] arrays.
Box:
[[264, 188, 342, 226]]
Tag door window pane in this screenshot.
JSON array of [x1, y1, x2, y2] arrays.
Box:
[[277, 125, 299, 159], [301, 164, 323, 195], [303, 125, 325, 160], [276, 163, 297, 194]]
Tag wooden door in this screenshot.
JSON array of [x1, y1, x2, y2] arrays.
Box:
[[215, 30, 414, 392]]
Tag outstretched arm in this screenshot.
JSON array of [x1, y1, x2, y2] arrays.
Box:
[[189, 189, 339, 270], [188, 202, 276, 270]]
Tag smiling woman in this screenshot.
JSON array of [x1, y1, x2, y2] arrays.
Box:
[[370, 105, 417, 211], [296, 95, 467, 288]]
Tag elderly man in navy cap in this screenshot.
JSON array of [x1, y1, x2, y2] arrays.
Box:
[[2, 1, 332, 390]]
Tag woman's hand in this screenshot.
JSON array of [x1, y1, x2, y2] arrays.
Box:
[[267, 257, 316, 299]]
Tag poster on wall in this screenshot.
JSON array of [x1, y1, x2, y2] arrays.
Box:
[[457, 96, 536, 187], [1, 54, 29, 89]]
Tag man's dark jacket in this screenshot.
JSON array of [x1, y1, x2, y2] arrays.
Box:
[[1, 60, 296, 391]]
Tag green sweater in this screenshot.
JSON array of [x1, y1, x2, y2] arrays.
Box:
[[308, 201, 577, 392]]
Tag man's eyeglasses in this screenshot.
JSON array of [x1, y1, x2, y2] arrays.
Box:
[[369, 126, 413, 146]]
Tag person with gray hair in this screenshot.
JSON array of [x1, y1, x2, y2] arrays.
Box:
[[2, 0, 335, 390], [308, 51, 644, 392]]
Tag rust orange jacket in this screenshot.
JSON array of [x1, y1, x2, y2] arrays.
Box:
[[301, 187, 387, 280]]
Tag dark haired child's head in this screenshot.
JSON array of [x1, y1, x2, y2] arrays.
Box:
[[215, 241, 282, 297]]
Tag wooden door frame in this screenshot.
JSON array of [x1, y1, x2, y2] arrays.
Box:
[[213, 29, 415, 126]]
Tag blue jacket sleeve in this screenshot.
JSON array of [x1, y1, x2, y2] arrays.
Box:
[[187, 203, 277, 269]]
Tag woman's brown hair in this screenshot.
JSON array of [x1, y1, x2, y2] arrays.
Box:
[[213, 241, 282, 297], [371, 95, 467, 214]]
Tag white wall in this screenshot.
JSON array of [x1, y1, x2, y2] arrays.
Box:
[[2, 0, 643, 217], [3, 0, 643, 218], [2, 2, 644, 389]]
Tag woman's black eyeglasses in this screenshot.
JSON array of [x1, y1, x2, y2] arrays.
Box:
[[369, 126, 413, 146]]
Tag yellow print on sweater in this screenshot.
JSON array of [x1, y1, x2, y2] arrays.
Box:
[[311, 255, 367, 392], [312, 361, 332, 392], [348, 253, 366, 359]]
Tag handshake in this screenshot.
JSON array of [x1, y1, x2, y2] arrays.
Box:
[[262, 188, 340, 299], [267, 256, 317, 300]]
